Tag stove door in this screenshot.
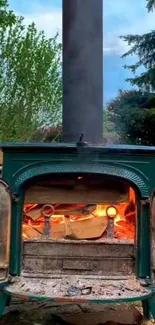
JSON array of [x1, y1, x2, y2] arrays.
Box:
[[0, 178, 11, 283], [151, 193, 155, 282]]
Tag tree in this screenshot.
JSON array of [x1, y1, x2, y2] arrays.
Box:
[[120, 1, 155, 92], [105, 0, 155, 146], [0, 0, 16, 28], [103, 110, 120, 144], [0, 0, 62, 142], [106, 90, 155, 145], [146, 0, 155, 11], [120, 31, 155, 92]]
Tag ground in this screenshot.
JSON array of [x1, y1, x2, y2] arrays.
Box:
[[0, 299, 151, 325]]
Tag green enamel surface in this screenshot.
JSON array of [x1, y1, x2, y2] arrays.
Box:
[[0, 291, 8, 318]]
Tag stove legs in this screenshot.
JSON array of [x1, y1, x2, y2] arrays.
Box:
[[0, 291, 8, 319], [142, 299, 150, 320], [0, 293, 152, 321]]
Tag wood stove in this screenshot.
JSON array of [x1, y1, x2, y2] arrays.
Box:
[[1, 142, 155, 319], [0, 0, 155, 321]]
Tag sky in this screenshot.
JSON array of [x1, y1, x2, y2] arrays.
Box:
[[8, 0, 155, 104]]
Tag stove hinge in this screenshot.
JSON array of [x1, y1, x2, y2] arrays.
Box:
[[11, 194, 19, 202], [141, 198, 150, 206], [5, 186, 19, 202]]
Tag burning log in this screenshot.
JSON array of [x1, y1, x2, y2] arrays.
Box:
[[62, 215, 108, 240], [25, 185, 129, 204], [124, 201, 136, 225], [23, 187, 136, 241], [114, 220, 135, 240], [24, 206, 42, 221], [23, 203, 109, 240], [24, 204, 97, 221]]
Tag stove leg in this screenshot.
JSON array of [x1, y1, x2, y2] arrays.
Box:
[[0, 291, 8, 319], [6, 296, 11, 306], [142, 299, 150, 320]]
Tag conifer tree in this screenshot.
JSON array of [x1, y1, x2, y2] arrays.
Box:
[[121, 1, 155, 91], [146, 0, 155, 11]]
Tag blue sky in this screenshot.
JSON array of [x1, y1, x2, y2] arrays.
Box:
[[8, 0, 155, 104]]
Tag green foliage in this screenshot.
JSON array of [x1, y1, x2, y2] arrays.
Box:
[[111, 0, 155, 145], [110, 0, 155, 145], [121, 31, 155, 91], [106, 90, 155, 145], [0, 0, 16, 28], [0, 1, 62, 142], [103, 110, 120, 144], [120, 1, 155, 91]]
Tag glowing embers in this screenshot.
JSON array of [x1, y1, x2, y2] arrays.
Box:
[[22, 188, 136, 241], [114, 188, 136, 240]]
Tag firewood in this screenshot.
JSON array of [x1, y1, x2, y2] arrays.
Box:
[[23, 210, 108, 240], [25, 204, 97, 221], [26, 207, 42, 221], [64, 216, 71, 237], [54, 204, 96, 215], [25, 185, 129, 204], [23, 225, 42, 239], [51, 215, 108, 240]]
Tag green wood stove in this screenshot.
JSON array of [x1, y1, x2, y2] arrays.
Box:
[[1, 142, 155, 319], [0, 0, 155, 320]]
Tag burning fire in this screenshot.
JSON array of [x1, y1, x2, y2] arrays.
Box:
[[23, 187, 136, 241]]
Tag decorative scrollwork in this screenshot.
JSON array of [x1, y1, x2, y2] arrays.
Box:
[[12, 161, 149, 198]]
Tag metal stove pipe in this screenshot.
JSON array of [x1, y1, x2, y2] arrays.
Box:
[[62, 0, 103, 144]]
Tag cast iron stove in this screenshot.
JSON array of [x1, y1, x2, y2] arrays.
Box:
[[1, 0, 155, 320], [0, 142, 155, 316]]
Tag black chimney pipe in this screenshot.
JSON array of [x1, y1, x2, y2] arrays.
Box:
[[62, 0, 103, 144]]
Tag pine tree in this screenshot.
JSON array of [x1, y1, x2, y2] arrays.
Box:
[[120, 1, 155, 91], [121, 31, 155, 91], [146, 0, 155, 11]]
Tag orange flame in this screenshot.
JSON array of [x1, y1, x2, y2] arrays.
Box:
[[23, 187, 136, 241]]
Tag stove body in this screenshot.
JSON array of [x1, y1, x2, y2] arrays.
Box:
[[1, 0, 155, 321], [1, 142, 155, 318]]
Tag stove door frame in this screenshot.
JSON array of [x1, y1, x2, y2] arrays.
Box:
[[7, 165, 150, 281], [150, 192, 155, 279], [138, 198, 151, 278]]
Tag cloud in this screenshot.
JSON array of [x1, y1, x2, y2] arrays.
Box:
[[17, 5, 62, 41], [103, 35, 130, 56], [103, 0, 155, 55], [16, 0, 155, 57]]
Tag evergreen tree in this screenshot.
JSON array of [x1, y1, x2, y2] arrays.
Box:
[[106, 90, 155, 145], [121, 30, 155, 91], [105, 0, 155, 146], [121, 1, 155, 91], [146, 0, 155, 11]]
